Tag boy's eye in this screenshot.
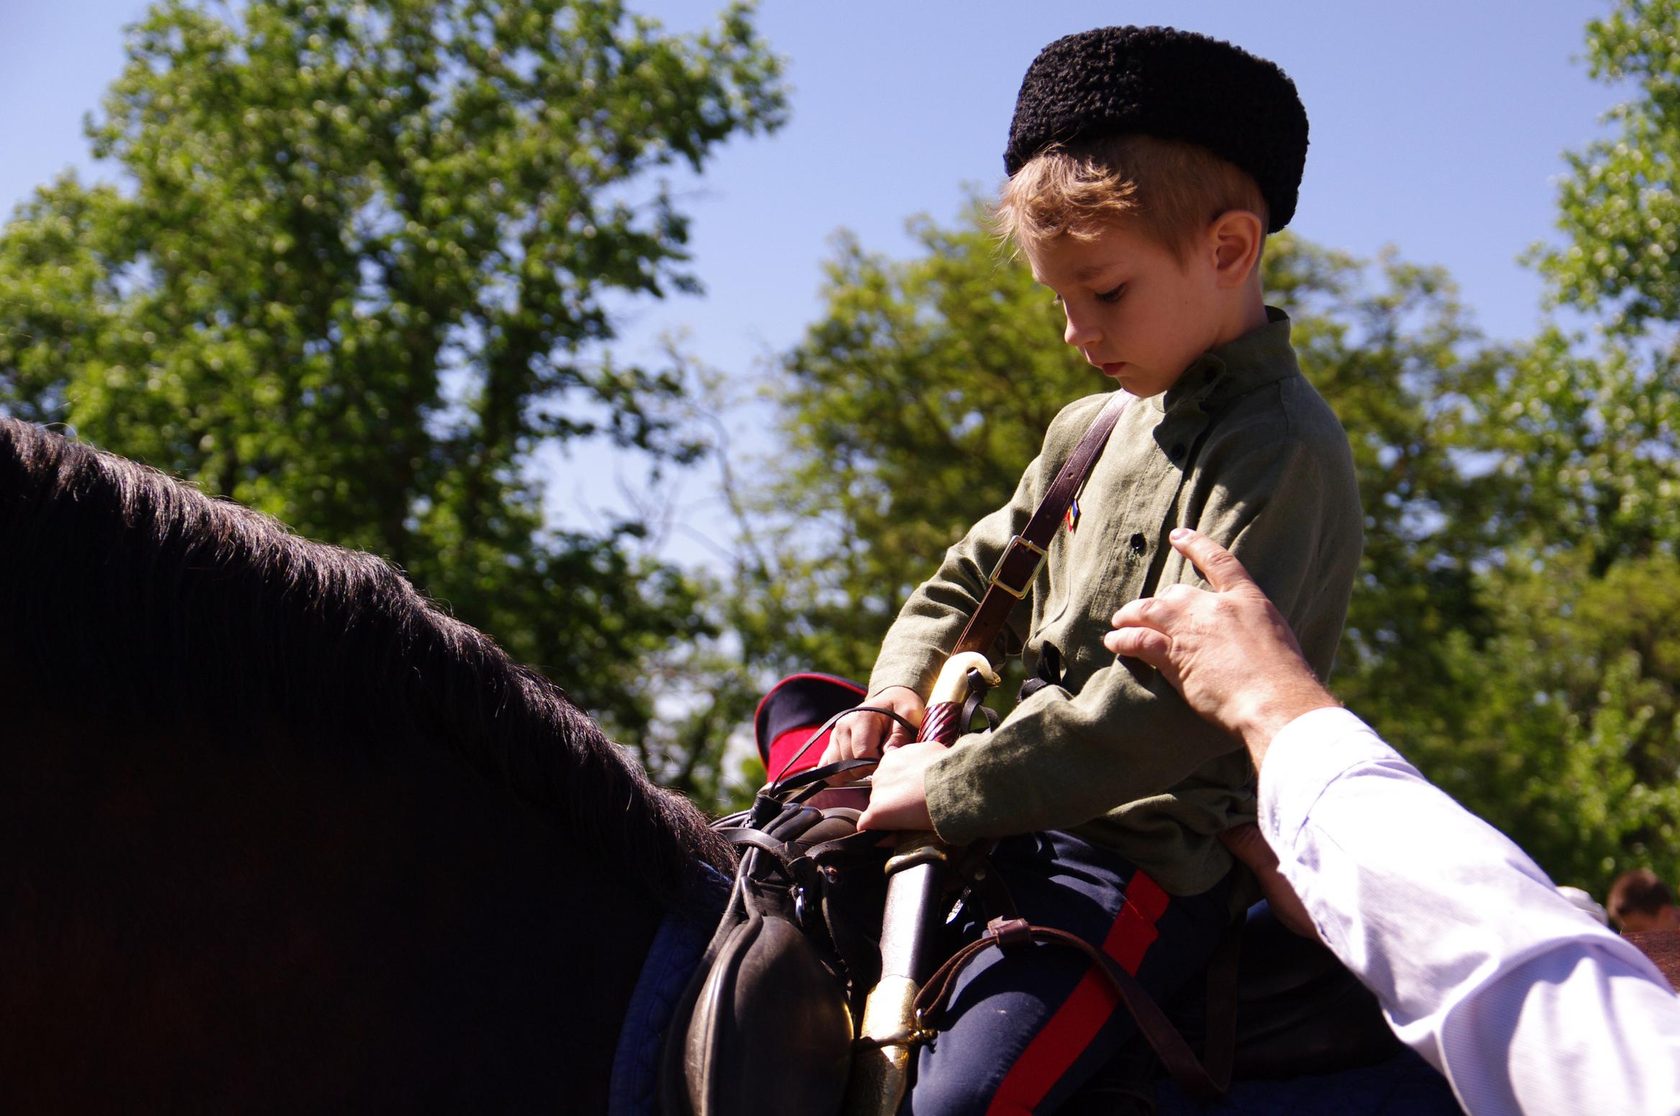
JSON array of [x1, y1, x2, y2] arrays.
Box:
[[1096, 284, 1127, 304]]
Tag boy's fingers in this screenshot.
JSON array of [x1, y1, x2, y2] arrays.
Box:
[[828, 719, 867, 762], [818, 723, 845, 766], [1168, 528, 1255, 594]]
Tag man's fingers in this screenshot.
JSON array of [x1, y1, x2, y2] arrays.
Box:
[[1108, 597, 1182, 670], [1111, 594, 1171, 632], [1102, 625, 1170, 667], [1168, 528, 1256, 594]]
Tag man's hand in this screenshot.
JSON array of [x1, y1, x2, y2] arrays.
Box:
[[822, 685, 925, 770], [1220, 823, 1319, 940], [1102, 527, 1336, 767], [857, 739, 944, 832]]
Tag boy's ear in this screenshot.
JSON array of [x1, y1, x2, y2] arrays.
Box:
[[1207, 209, 1264, 287]]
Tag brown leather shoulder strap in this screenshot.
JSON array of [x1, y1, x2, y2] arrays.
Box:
[[952, 391, 1133, 657]]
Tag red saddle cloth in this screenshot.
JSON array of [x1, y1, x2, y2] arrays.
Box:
[[753, 672, 871, 810]]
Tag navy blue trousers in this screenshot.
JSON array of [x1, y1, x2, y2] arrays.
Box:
[[904, 831, 1233, 1115]]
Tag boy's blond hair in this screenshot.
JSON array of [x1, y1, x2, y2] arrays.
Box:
[[998, 134, 1267, 260]]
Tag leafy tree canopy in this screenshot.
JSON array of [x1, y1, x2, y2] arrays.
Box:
[[0, 0, 786, 744], [1538, 0, 1680, 333], [1455, 0, 1680, 885]]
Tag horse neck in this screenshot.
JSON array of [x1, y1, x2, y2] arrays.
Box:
[[0, 711, 663, 1110]]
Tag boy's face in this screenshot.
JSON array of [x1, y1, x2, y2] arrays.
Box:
[[1024, 220, 1230, 399]]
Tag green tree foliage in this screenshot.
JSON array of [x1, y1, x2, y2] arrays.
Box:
[[1442, 0, 1680, 887], [1447, 554, 1680, 885], [1264, 240, 1505, 748], [1498, 0, 1680, 576], [1538, 0, 1680, 332], [0, 0, 786, 752]]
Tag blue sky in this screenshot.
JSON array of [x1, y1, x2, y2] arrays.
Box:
[[0, 0, 1623, 552]]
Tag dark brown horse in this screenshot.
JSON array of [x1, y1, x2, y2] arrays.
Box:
[[0, 417, 730, 1111]]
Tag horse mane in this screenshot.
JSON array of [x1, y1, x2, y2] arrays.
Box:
[[0, 418, 733, 905]]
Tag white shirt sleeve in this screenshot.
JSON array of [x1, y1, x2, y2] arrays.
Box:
[[1260, 706, 1680, 1116]]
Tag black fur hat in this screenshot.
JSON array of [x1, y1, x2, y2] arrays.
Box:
[[1004, 26, 1308, 231]]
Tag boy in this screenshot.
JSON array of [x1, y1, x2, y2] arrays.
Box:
[[823, 25, 1363, 1114]]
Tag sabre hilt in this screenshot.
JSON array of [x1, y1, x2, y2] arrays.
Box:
[[915, 651, 1001, 745], [844, 650, 1000, 1116]]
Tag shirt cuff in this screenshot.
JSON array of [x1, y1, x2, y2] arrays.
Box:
[[866, 641, 950, 700], [1259, 705, 1400, 849]]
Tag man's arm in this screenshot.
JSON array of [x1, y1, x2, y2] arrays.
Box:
[[1105, 529, 1680, 1116]]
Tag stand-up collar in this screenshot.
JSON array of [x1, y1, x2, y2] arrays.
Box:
[[1159, 306, 1299, 415]]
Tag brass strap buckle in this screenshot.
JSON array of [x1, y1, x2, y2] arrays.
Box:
[[986, 534, 1047, 600]]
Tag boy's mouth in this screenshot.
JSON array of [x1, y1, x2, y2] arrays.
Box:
[[1099, 362, 1128, 377]]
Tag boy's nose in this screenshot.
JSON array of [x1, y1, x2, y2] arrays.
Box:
[[1063, 307, 1100, 349]]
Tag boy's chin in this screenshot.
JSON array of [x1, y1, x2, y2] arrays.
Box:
[[1100, 363, 1171, 398]]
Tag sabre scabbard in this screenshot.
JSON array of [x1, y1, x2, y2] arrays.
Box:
[[844, 651, 999, 1116]]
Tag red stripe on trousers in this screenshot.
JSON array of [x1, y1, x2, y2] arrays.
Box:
[[983, 871, 1169, 1115]]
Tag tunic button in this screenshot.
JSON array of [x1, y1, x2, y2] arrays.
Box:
[[1129, 533, 1147, 554]]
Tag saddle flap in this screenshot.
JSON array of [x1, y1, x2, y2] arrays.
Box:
[[682, 911, 853, 1116]]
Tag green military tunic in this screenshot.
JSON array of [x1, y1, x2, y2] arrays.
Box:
[[867, 309, 1363, 896]]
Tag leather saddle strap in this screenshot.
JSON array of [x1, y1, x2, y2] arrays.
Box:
[[953, 391, 1133, 657], [1198, 917, 1242, 1092], [914, 916, 1230, 1102]]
